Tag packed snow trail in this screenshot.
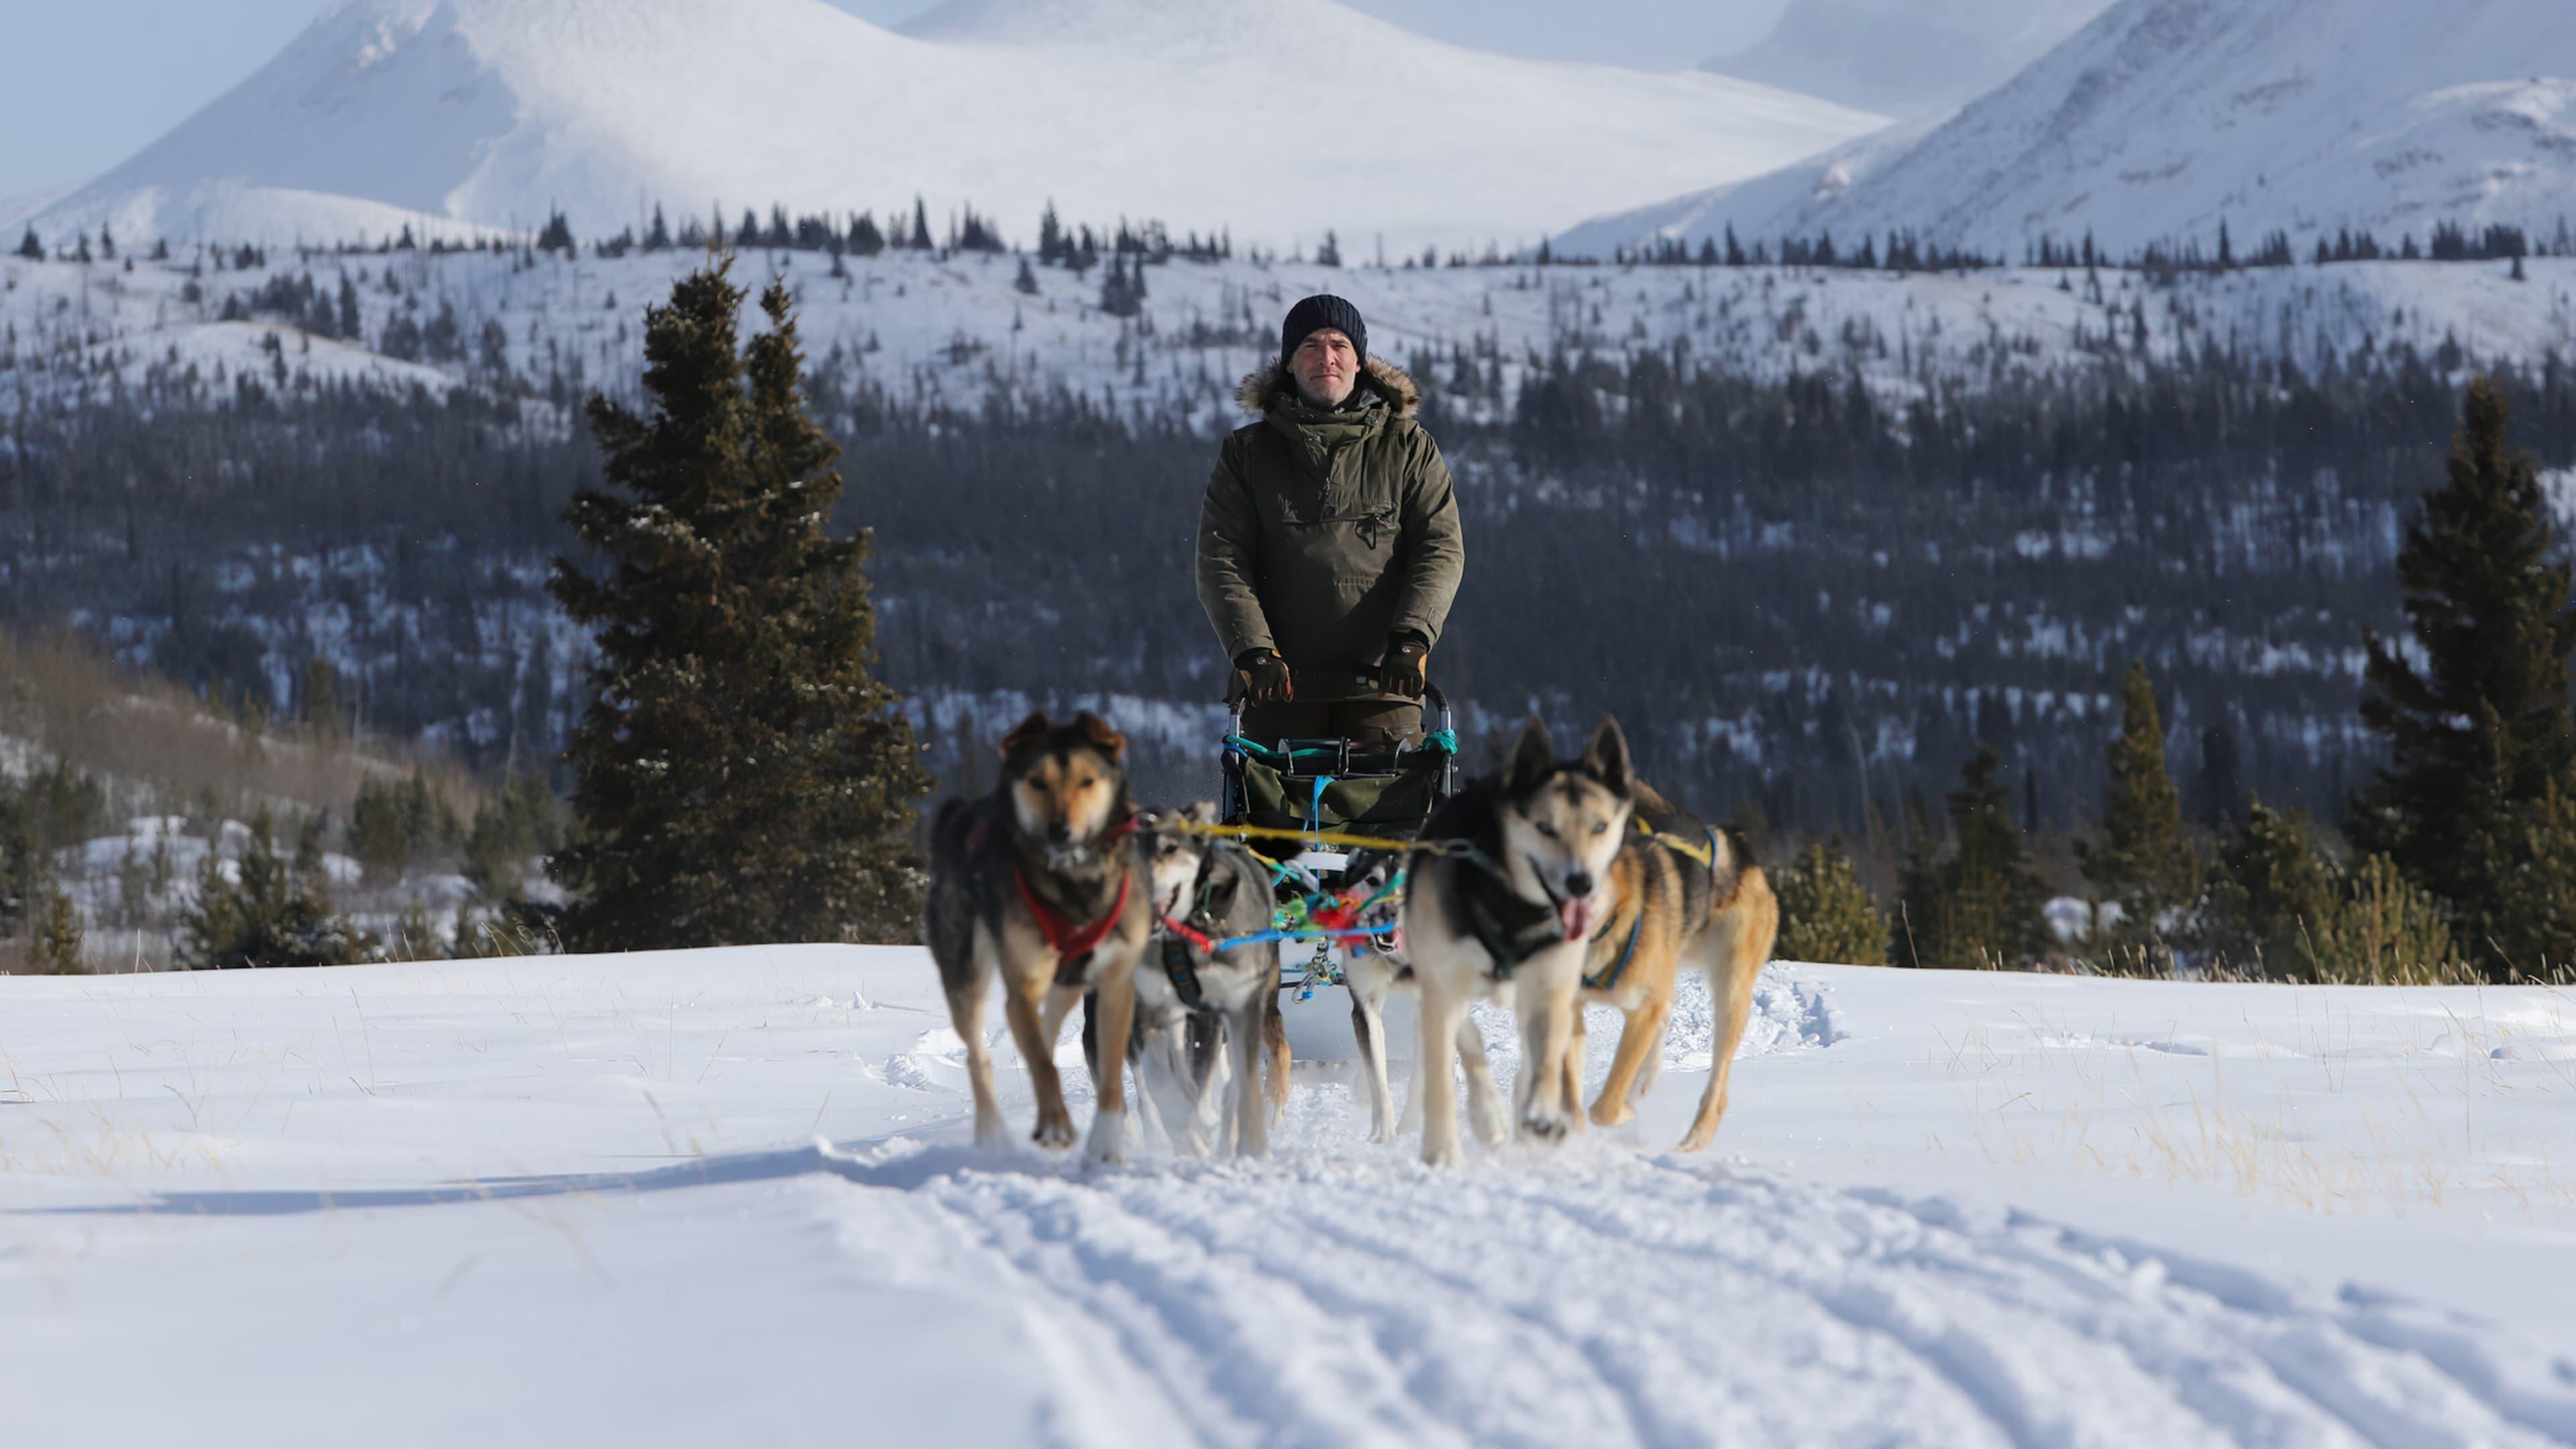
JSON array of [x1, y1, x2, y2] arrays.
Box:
[[5, 949, 2574, 1447], [803, 1136, 2569, 1449]]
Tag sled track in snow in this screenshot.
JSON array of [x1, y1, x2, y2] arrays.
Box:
[[822, 968, 2571, 1447], [822, 1135, 2575, 1449]]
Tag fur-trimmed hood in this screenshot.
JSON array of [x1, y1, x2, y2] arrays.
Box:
[[1236, 356, 1421, 420]]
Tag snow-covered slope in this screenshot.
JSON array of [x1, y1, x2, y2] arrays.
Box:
[[25, 0, 1884, 258], [1704, 0, 2115, 119], [14, 246, 2574, 433], [1572, 0, 2576, 261], [6, 949, 2574, 1444]]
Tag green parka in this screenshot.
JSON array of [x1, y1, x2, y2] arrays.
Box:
[[1196, 357, 1464, 696]]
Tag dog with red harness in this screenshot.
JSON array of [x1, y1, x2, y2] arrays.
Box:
[[923, 711, 1151, 1162]]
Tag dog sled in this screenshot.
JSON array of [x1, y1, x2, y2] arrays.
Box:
[[1199, 679, 1458, 1057]]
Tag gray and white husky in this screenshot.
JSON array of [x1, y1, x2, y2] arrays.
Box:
[[1126, 804, 1289, 1157], [1399, 717, 1638, 1167]]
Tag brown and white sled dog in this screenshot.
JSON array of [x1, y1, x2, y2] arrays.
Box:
[[922, 711, 1150, 1163], [1560, 786, 1780, 1150], [1124, 804, 1289, 1157], [1400, 717, 1638, 1166]]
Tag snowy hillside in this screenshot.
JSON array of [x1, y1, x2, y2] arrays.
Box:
[[1703, 0, 2114, 119], [13, 0, 1883, 259], [5, 947, 2574, 1444], [9, 244, 2573, 428], [1568, 0, 2576, 262]]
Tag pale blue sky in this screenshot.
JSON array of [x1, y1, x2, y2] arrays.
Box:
[[0, 1, 1786, 202]]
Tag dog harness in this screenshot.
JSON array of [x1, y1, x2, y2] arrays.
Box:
[[1008, 814, 1142, 985], [1450, 846, 1578, 984], [1152, 847, 1226, 1009], [1016, 863, 1133, 983], [1582, 908, 1646, 993]]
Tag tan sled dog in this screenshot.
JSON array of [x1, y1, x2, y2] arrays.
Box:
[[922, 712, 1150, 1163], [1558, 785, 1779, 1150]]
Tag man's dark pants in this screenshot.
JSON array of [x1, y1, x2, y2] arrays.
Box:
[[1238, 698, 1423, 748]]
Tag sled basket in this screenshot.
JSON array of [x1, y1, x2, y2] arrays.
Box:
[[1219, 684, 1456, 850]]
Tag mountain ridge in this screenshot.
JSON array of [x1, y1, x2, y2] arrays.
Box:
[[1568, 0, 2576, 261], [19, 0, 1883, 254]]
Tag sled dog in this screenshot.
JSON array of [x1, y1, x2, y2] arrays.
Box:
[[1114, 803, 1291, 1157], [1334, 851, 1511, 1147], [1400, 716, 1638, 1166], [922, 711, 1150, 1162], [1558, 785, 1778, 1150]]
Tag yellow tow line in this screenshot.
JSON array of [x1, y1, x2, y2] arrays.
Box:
[[1147, 817, 1421, 855], [1150, 813, 1722, 867]]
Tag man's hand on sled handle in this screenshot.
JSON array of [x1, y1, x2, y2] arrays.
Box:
[[1230, 649, 1295, 706], [1381, 633, 1430, 698]]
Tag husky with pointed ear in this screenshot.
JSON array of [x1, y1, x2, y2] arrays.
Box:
[[1552, 781, 1778, 1150], [1399, 716, 1638, 1167], [922, 710, 1150, 1163], [1109, 802, 1290, 1157]]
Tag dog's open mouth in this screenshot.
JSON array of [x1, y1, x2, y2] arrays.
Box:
[[1557, 895, 1593, 942]]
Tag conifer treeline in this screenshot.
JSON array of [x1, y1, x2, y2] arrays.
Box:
[[7, 327, 2571, 819], [1801, 379, 2576, 982], [1603, 217, 2573, 275]]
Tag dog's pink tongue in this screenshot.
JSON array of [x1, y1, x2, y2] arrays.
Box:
[[1560, 897, 1593, 942]]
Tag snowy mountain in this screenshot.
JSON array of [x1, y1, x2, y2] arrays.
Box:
[[17, 0, 1884, 257], [1704, 0, 2114, 119], [1567, 0, 2576, 261]]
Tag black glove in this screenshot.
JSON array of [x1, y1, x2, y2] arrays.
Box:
[[1381, 634, 1430, 698], [1229, 649, 1294, 706]]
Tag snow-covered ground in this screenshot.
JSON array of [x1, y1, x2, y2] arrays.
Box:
[[5, 948, 2572, 1446], [9, 246, 2573, 429]]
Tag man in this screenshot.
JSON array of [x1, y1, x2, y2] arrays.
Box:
[[1196, 294, 1464, 746]]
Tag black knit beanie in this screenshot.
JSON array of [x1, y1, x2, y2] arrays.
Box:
[[1281, 294, 1366, 370]]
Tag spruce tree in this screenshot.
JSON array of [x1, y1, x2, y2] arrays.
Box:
[[2206, 798, 2339, 975], [550, 261, 929, 951], [1775, 839, 1887, 965], [2474, 780, 2576, 974], [182, 810, 374, 969], [2351, 378, 2576, 972], [29, 879, 85, 974], [1037, 201, 1064, 264], [2078, 661, 2196, 959], [15, 226, 40, 260], [1904, 745, 2052, 969], [2191, 720, 2243, 827], [0, 782, 34, 940]]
